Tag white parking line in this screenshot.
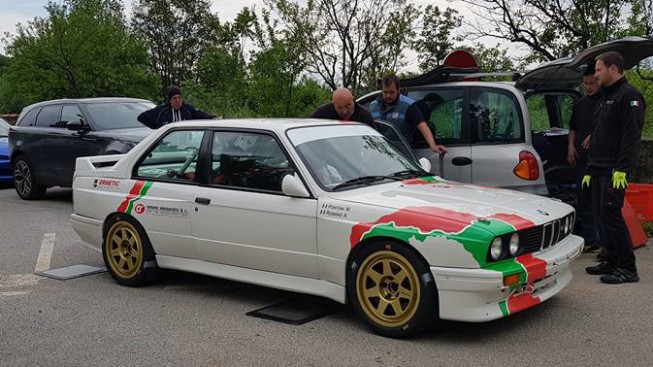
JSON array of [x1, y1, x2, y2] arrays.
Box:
[[34, 233, 56, 273], [1, 233, 56, 297]]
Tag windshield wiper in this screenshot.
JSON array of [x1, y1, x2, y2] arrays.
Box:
[[332, 175, 403, 191], [389, 169, 427, 178]]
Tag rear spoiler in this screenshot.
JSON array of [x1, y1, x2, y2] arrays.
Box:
[[74, 154, 125, 175]]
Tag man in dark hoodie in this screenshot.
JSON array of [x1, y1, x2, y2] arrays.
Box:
[[138, 85, 213, 129]]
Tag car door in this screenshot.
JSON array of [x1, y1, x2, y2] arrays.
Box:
[[30, 104, 65, 184], [190, 130, 319, 278], [130, 128, 205, 259], [56, 103, 106, 185], [405, 87, 472, 182]]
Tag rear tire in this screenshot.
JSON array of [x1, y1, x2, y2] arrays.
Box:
[[347, 240, 438, 338], [102, 215, 158, 287], [12, 155, 46, 200]]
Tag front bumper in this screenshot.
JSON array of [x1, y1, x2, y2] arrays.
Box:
[[431, 234, 584, 322]]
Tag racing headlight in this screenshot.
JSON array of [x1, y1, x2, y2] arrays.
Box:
[[490, 237, 503, 260], [509, 233, 520, 256]]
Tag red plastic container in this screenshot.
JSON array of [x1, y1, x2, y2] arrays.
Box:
[[625, 183, 653, 221]]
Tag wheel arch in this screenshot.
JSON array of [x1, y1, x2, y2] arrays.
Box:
[[102, 211, 158, 258], [346, 235, 435, 294]]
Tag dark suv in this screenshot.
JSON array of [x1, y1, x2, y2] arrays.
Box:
[[9, 97, 155, 199]]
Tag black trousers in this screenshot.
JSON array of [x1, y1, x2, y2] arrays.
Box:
[[575, 160, 600, 244], [589, 168, 636, 270]]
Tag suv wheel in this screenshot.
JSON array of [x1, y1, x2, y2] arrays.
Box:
[[13, 155, 46, 200]]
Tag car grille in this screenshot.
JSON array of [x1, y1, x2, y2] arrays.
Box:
[[517, 213, 575, 255]]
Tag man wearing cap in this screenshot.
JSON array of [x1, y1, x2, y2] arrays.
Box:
[[138, 85, 213, 129]]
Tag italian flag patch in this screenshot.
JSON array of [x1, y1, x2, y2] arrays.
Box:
[[630, 100, 640, 107]]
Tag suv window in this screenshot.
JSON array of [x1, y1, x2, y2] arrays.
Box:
[[471, 88, 523, 143], [35, 105, 62, 128], [135, 130, 204, 182], [60, 105, 84, 128], [84, 101, 155, 130], [210, 131, 294, 192], [18, 107, 40, 126], [406, 89, 465, 146]]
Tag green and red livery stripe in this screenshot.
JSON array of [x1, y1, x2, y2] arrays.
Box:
[[349, 206, 549, 316], [117, 180, 153, 214]]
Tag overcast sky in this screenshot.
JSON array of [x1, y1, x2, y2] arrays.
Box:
[[0, 0, 508, 71]]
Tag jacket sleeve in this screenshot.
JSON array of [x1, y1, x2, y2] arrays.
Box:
[[615, 89, 646, 173], [137, 105, 164, 129], [186, 104, 214, 119]]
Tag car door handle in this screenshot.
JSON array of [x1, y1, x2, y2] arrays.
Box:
[[195, 197, 211, 205], [452, 157, 473, 166]]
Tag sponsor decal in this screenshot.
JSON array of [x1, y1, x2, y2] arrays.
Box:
[[117, 181, 153, 214], [349, 206, 549, 317], [142, 205, 188, 217], [134, 203, 146, 214], [93, 178, 121, 190], [320, 203, 351, 218]]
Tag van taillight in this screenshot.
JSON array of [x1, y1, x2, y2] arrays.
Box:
[[513, 151, 540, 180]]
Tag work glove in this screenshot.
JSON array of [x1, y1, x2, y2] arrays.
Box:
[[581, 175, 591, 189], [612, 171, 628, 190]]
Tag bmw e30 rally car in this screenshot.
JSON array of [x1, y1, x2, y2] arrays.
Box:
[[71, 119, 583, 338]]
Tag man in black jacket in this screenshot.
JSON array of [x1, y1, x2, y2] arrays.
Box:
[[310, 87, 374, 126], [583, 51, 646, 284], [138, 85, 213, 129], [568, 66, 602, 254]]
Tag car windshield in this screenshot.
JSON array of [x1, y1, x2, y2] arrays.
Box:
[[0, 118, 9, 136], [287, 125, 424, 191], [85, 101, 155, 130]]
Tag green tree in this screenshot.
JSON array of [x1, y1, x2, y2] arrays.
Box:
[[411, 5, 462, 72], [131, 0, 218, 90], [458, 43, 515, 73], [266, 0, 418, 95], [0, 0, 157, 113]]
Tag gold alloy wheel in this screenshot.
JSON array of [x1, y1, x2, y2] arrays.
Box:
[[356, 250, 421, 328], [105, 221, 144, 279]]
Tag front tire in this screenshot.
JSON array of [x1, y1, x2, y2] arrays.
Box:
[[12, 155, 46, 200], [102, 215, 158, 287], [347, 240, 438, 338]]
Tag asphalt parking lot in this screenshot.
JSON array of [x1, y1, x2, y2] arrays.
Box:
[[1, 186, 652, 367]]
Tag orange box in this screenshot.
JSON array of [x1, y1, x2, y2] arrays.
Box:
[[625, 183, 653, 221]]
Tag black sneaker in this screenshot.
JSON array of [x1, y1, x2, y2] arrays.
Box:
[[600, 268, 639, 284], [586, 262, 615, 275]]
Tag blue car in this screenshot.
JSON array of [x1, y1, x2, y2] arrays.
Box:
[[0, 117, 12, 185]]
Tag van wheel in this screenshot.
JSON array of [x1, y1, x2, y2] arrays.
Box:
[[347, 241, 438, 338], [12, 155, 46, 200], [103, 215, 158, 287]]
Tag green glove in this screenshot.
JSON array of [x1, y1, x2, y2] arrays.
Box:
[[612, 171, 628, 190], [582, 175, 591, 189]]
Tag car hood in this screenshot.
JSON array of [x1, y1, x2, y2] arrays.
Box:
[[92, 127, 153, 143], [334, 178, 572, 227], [515, 36, 653, 91]]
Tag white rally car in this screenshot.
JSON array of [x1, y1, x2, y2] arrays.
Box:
[[71, 119, 583, 338]]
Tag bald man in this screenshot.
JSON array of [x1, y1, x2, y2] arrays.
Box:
[[310, 88, 374, 126]]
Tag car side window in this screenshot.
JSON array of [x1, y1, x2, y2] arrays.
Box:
[[135, 130, 205, 182], [210, 131, 294, 193], [471, 88, 524, 143], [406, 89, 465, 146], [18, 107, 41, 126], [527, 94, 576, 132], [35, 105, 62, 128], [60, 105, 84, 128]]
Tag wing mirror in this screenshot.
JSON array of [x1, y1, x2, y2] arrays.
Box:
[[66, 119, 90, 132], [419, 158, 432, 173], [281, 174, 310, 198]]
